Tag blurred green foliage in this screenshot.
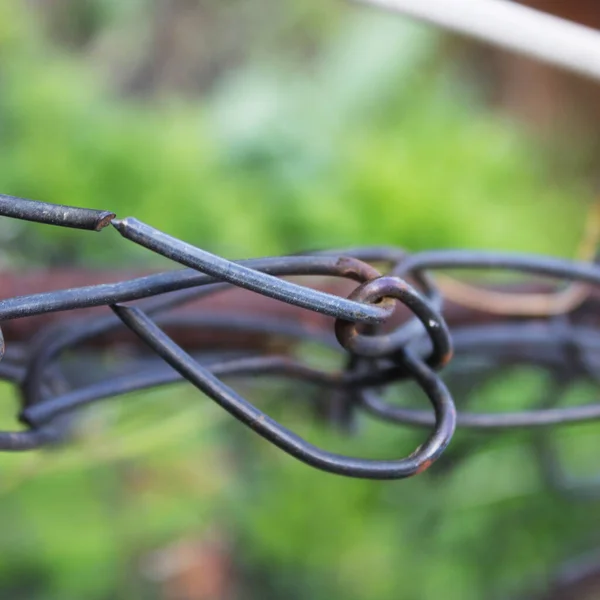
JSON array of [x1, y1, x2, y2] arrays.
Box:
[[0, 2, 597, 599], [0, 2, 587, 264]]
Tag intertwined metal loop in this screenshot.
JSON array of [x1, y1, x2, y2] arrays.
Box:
[[1, 194, 600, 485]]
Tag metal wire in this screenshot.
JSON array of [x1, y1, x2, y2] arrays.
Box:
[[1, 195, 600, 485]]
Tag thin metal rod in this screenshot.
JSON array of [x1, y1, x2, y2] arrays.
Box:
[[361, 390, 600, 429], [393, 250, 600, 285], [0, 255, 382, 321], [352, 0, 600, 82], [112, 218, 393, 324], [0, 194, 115, 231]]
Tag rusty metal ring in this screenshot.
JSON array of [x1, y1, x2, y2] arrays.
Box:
[[335, 276, 453, 369]]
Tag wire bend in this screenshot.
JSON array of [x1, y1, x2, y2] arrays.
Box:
[[110, 303, 457, 479], [335, 276, 453, 369]]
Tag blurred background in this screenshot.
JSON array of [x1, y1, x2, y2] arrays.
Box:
[[0, 1, 599, 599]]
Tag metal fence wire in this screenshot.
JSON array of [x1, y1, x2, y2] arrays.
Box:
[[2, 2, 600, 597], [0, 194, 599, 492]]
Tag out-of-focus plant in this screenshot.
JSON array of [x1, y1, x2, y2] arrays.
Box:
[[0, 3, 585, 265]]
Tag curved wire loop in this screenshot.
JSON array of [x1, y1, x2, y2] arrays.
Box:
[[357, 323, 600, 429], [107, 303, 456, 479], [19, 314, 408, 427], [530, 317, 600, 501], [334, 275, 453, 367]]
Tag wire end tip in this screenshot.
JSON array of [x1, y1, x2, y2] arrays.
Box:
[[110, 216, 139, 235], [110, 304, 142, 324], [109, 303, 130, 315], [110, 218, 128, 234], [95, 211, 116, 231]]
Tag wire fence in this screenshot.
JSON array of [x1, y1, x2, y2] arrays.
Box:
[[0, 194, 599, 494], [1, 3, 600, 595]]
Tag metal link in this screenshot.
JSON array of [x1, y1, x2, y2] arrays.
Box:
[[334, 275, 453, 367]]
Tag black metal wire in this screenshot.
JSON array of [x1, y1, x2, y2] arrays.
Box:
[[109, 304, 456, 479], [111, 218, 393, 324], [0, 194, 115, 231], [1, 194, 600, 482]]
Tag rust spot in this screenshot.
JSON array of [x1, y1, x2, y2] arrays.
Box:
[[95, 211, 117, 231], [440, 350, 455, 368], [335, 256, 357, 277], [415, 459, 434, 475]]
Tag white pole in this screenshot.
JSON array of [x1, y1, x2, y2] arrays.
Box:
[[351, 0, 600, 82]]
